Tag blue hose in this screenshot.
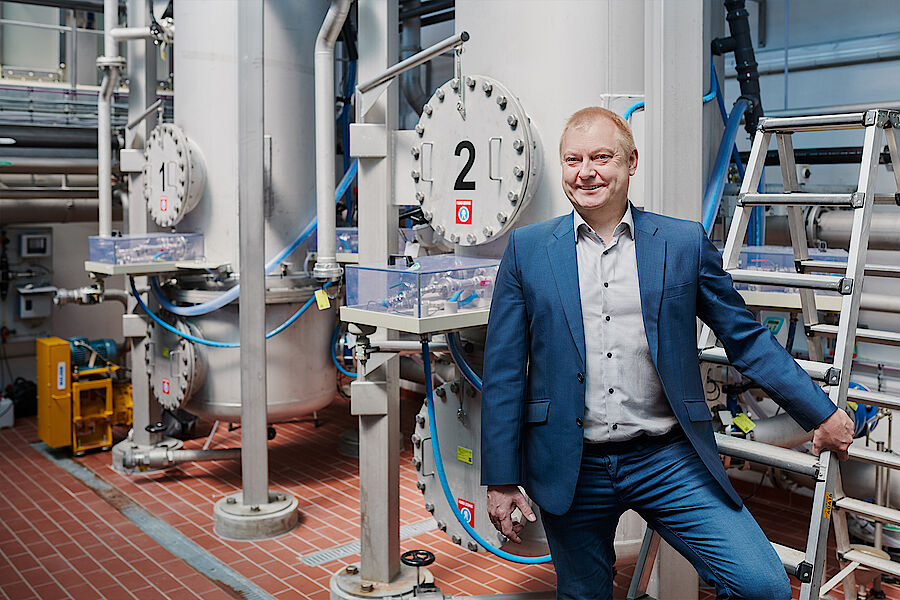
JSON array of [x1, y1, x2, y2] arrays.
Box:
[[131, 277, 329, 348], [151, 160, 359, 317], [623, 100, 644, 122], [341, 61, 357, 222], [446, 332, 482, 391], [331, 321, 357, 378], [421, 339, 551, 564], [702, 98, 750, 234], [625, 59, 719, 122]]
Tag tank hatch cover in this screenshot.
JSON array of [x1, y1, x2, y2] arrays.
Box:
[[143, 123, 207, 228]]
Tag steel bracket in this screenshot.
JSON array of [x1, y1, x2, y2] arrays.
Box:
[[825, 367, 842, 386], [850, 192, 866, 208], [796, 561, 814, 583]]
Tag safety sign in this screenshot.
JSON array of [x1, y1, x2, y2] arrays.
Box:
[[455, 199, 472, 225], [457, 498, 475, 527]]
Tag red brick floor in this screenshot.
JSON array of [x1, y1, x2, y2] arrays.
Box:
[[1, 390, 899, 600]]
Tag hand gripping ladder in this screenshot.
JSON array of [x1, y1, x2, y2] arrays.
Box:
[[628, 109, 900, 600]]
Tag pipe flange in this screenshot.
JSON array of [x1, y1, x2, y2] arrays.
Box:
[[313, 261, 344, 283], [143, 123, 207, 227], [96, 55, 126, 70]]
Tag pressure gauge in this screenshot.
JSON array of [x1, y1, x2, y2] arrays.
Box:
[[143, 123, 206, 227], [412, 75, 540, 246]]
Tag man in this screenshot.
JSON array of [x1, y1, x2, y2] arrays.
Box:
[[481, 107, 854, 599]]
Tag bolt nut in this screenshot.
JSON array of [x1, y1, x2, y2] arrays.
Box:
[[360, 582, 374, 593], [482, 81, 493, 95], [425, 502, 435, 513], [345, 565, 359, 575], [415, 192, 425, 204], [467, 542, 479, 551], [416, 481, 426, 491], [436, 387, 447, 398], [452, 534, 462, 545], [250, 505, 260, 512], [412, 457, 422, 470], [415, 124, 425, 136], [411, 146, 420, 159], [508, 191, 520, 204], [226, 497, 237, 504], [507, 115, 518, 128], [450, 381, 460, 394], [497, 212, 508, 224], [449, 233, 460, 243], [411, 433, 422, 447], [437, 520, 447, 531], [450, 78, 459, 90], [423, 104, 433, 116], [513, 166, 524, 178], [465, 233, 476, 244], [423, 210, 433, 221], [466, 76, 475, 88], [483, 227, 494, 237], [496, 95, 507, 109], [436, 89, 445, 101], [416, 414, 426, 426], [411, 170, 420, 181], [513, 139, 525, 152]]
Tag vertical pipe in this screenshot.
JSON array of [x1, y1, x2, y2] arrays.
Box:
[[312, 0, 352, 282], [97, 0, 120, 237], [237, 0, 268, 507]]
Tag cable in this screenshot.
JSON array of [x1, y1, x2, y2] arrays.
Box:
[[131, 278, 329, 348], [446, 332, 481, 391], [421, 338, 551, 564], [331, 321, 357, 378], [151, 160, 358, 317]]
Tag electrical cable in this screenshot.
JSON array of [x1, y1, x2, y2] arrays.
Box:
[[150, 160, 358, 317], [446, 331, 481, 391], [331, 321, 357, 378], [421, 338, 551, 564], [131, 278, 329, 348]]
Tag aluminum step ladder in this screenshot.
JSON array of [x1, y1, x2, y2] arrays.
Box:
[[627, 109, 900, 600]]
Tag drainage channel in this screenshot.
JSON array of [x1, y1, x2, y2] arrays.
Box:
[[300, 517, 437, 566]]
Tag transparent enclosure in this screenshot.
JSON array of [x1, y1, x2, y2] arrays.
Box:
[[89, 233, 204, 265]]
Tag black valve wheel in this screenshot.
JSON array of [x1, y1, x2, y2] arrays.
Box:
[[400, 549, 435, 568]]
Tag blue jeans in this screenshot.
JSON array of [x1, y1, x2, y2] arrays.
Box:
[[540, 431, 791, 600]]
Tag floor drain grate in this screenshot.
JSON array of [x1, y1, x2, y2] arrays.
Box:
[[300, 517, 437, 566]]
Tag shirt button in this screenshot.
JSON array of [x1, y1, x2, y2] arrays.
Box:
[[612, 424, 618, 430], [577, 372, 585, 383], [608, 388, 614, 394], [576, 417, 583, 427], [603, 282, 609, 288], [607, 352, 612, 358], [605, 316, 610, 322]]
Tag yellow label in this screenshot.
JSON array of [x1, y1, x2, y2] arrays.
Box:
[[732, 413, 756, 434], [823, 491, 834, 519], [847, 401, 858, 411], [162, 347, 170, 358], [315, 289, 331, 310], [457, 446, 473, 464]]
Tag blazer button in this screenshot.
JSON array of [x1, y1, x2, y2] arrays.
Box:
[[576, 417, 583, 427], [577, 372, 585, 383]]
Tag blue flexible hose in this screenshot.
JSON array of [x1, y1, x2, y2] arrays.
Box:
[[702, 98, 750, 234], [623, 100, 644, 122], [446, 332, 482, 391], [625, 58, 719, 123], [331, 321, 357, 378], [151, 160, 359, 317], [421, 339, 551, 564], [131, 277, 329, 348]]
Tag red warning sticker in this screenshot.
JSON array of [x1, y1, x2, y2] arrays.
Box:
[[457, 498, 475, 527], [161, 378, 170, 395], [455, 199, 472, 225], [160, 196, 168, 212]]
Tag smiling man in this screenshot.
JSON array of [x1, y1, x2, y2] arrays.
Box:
[[481, 106, 854, 599]]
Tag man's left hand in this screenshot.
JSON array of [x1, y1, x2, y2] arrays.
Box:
[[812, 408, 854, 460]]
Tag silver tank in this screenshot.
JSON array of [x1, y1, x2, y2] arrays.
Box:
[[169, 0, 334, 420]]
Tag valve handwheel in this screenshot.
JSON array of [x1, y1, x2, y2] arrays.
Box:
[[400, 549, 435, 567]]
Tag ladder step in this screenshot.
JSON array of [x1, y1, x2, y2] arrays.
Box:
[[759, 112, 869, 132], [841, 549, 900, 578], [727, 269, 852, 294], [801, 260, 900, 279], [834, 497, 900, 529], [772, 542, 813, 582], [700, 347, 840, 384], [715, 433, 820, 477], [848, 445, 900, 471], [809, 324, 900, 347], [738, 192, 862, 208], [847, 388, 900, 411]]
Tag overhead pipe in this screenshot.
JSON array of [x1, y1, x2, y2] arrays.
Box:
[[712, 0, 763, 135], [0, 158, 98, 175], [0, 199, 122, 224], [312, 0, 352, 283]]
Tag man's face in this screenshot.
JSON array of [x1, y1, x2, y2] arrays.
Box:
[[560, 118, 638, 216]]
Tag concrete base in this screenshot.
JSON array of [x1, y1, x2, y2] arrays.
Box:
[[111, 437, 182, 474], [329, 563, 434, 600], [213, 491, 299, 540]]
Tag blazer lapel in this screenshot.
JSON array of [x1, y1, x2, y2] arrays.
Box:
[[633, 208, 666, 365], [548, 213, 586, 366]]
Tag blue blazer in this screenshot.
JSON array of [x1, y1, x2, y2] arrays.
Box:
[[481, 207, 837, 515]]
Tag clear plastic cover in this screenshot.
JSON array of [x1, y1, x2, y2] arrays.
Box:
[[89, 233, 204, 265]]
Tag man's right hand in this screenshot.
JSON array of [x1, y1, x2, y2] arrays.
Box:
[[486, 484, 536, 543]]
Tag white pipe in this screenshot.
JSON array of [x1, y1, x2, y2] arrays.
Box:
[[312, 0, 352, 282], [104, 0, 116, 56], [110, 26, 152, 40], [747, 412, 814, 449], [97, 0, 120, 238]]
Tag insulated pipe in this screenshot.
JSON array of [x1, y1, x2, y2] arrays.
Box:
[[765, 212, 900, 252], [0, 158, 98, 175], [96, 0, 122, 238], [110, 26, 152, 40], [747, 412, 814, 449], [312, 0, 352, 283], [0, 199, 122, 224]]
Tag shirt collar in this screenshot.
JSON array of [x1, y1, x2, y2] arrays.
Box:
[[573, 203, 634, 244]]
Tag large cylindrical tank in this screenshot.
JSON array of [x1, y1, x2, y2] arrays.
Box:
[[169, 0, 334, 419]]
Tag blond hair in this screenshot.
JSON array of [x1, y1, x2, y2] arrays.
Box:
[[559, 106, 636, 159]]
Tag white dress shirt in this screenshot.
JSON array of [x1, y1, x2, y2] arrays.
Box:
[[573, 204, 677, 442]]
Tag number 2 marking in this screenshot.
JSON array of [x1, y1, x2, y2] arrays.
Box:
[[454, 140, 476, 191]]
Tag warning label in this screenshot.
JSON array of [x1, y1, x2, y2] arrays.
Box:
[[160, 196, 168, 212], [162, 378, 170, 395], [455, 199, 472, 225], [457, 498, 475, 527]]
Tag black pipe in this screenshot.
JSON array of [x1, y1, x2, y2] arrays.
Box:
[[738, 146, 893, 166], [712, 0, 764, 136], [399, 0, 453, 21], [0, 125, 98, 149]]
